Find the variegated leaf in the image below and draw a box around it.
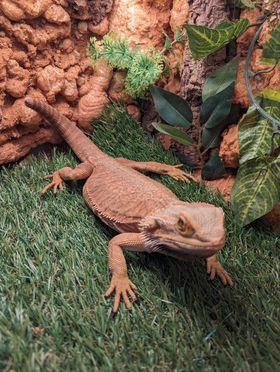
[271,154,280,179]
[234,0,257,8]
[185,19,249,60]
[238,99,280,165]
[232,159,280,225]
[261,89,280,102]
[262,25,280,63]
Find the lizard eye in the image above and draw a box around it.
[177,217,185,231]
[177,216,195,236]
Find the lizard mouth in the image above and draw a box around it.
[157,244,223,260]
[140,230,225,258]
[164,234,224,249]
[163,242,223,257]
[155,234,225,258]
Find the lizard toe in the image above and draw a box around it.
[106,275,137,313]
[208,262,233,286]
[41,172,64,196]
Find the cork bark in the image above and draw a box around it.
[181,0,230,122]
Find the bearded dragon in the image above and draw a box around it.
[25,98,233,313]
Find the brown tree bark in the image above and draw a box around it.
[181,0,230,122]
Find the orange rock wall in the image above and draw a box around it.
[233,8,280,108]
[0,0,181,165]
[0,0,114,164]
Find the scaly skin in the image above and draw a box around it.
[25,98,233,313]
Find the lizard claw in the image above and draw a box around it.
[206,256,233,286]
[104,275,137,313]
[41,172,64,196]
[167,165,197,183]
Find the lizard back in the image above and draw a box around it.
[83,157,178,233]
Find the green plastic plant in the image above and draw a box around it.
[150,55,240,180]
[184,19,250,60]
[233,0,259,9]
[232,92,280,225]
[154,15,280,226]
[89,34,165,97]
[262,24,280,65]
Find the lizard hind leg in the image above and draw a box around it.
[116,158,197,183]
[41,162,93,196]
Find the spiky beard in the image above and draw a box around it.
[139,230,162,253]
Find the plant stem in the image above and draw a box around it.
[251,60,279,78]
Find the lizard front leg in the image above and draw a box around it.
[116,158,197,183]
[41,162,93,195]
[104,233,148,313]
[206,255,233,286]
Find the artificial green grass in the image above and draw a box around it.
[0,105,279,371]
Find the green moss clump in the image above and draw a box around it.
[89,34,165,97]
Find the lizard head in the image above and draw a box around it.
[140,202,226,259]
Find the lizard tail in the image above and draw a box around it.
[25,98,103,161]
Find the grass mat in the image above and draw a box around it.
[0,105,279,371]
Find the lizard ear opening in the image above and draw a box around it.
[141,217,160,232]
[177,215,195,237]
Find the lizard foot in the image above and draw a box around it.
[41,172,64,196]
[167,164,197,183]
[104,275,137,313]
[206,256,233,286]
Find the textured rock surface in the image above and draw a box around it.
[195,170,236,202]
[219,125,239,168]
[68,0,113,24]
[76,59,113,130]
[0,0,113,164]
[164,0,189,95]
[0,0,178,164]
[233,7,280,108]
[109,0,172,49]
[263,203,280,233]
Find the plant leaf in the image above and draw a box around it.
[238,98,280,165]
[184,19,249,60]
[271,154,280,179]
[231,159,280,225]
[200,82,234,123]
[201,121,229,150]
[152,122,194,145]
[216,21,236,30]
[262,25,280,63]
[241,0,256,7]
[201,101,240,150]
[204,100,232,129]
[202,55,240,101]
[233,0,256,8]
[201,150,225,180]
[164,35,172,51]
[226,103,242,125]
[234,95,280,225]
[150,86,193,127]
[261,89,280,103]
